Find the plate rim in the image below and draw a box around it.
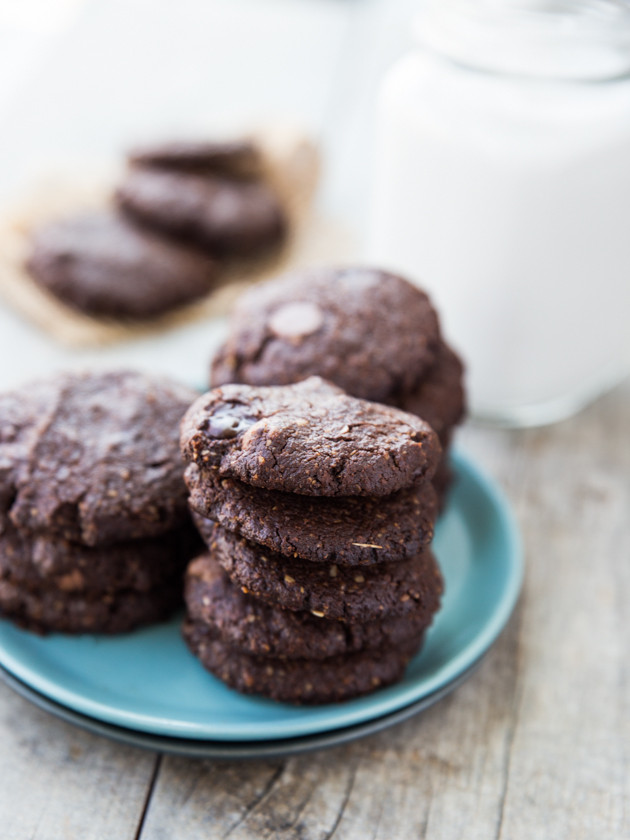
[0,449,523,741]
[0,657,484,759]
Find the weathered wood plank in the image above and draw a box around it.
[0,680,158,840]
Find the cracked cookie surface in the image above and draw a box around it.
[1,371,197,545]
[181,377,440,497]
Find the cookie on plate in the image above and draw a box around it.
[185,553,439,660]
[183,617,425,704]
[0,370,199,634]
[180,377,440,497]
[186,466,437,566]
[193,519,442,622]
[209,266,466,505]
[211,266,441,402]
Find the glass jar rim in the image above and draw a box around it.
[413,0,630,81]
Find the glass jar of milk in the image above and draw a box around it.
[370,0,630,426]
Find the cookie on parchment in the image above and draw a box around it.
[25,210,218,319]
[116,168,286,258]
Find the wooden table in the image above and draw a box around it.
[2,379,628,839]
[1,2,628,837]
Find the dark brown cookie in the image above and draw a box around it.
[396,342,466,445]
[25,210,218,319]
[194,520,443,623]
[186,465,437,566]
[0,381,60,516]
[181,378,440,497]
[210,267,441,402]
[116,169,285,257]
[0,522,199,594]
[128,139,261,177]
[185,553,437,660]
[3,371,197,546]
[0,573,181,634]
[183,618,424,704]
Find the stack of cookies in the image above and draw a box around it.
[25,138,287,321]
[180,377,444,704]
[0,371,200,633]
[211,266,465,505]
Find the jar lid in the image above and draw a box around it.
[414,0,630,81]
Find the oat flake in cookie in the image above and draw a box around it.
[193,519,442,622]
[186,467,437,566]
[180,377,440,497]
[25,210,218,319]
[3,371,197,545]
[211,266,441,401]
[185,553,439,661]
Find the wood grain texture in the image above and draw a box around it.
[0,679,158,840]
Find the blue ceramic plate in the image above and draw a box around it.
[0,451,522,742]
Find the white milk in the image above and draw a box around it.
[370,0,630,425]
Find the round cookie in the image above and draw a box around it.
[181,377,440,497]
[116,169,286,257]
[194,519,443,622]
[0,573,181,634]
[25,210,218,319]
[0,381,60,516]
[185,553,437,660]
[183,618,424,704]
[210,267,441,402]
[396,341,466,445]
[0,522,199,594]
[186,465,437,566]
[3,371,197,546]
[128,139,261,177]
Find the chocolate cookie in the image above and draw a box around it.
[128,139,261,177]
[0,522,198,594]
[194,520,443,622]
[25,210,218,319]
[3,371,197,546]
[186,465,437,566]
[0,573,181,634]
[183,618,424,704]
[210,267,441,402]
[181,378,440,497]
[116,169,285,257]
[396,342,466,444]
[185,553,437,660]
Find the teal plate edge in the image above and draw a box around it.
[0,659,483,760]
[0,450,523,742]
